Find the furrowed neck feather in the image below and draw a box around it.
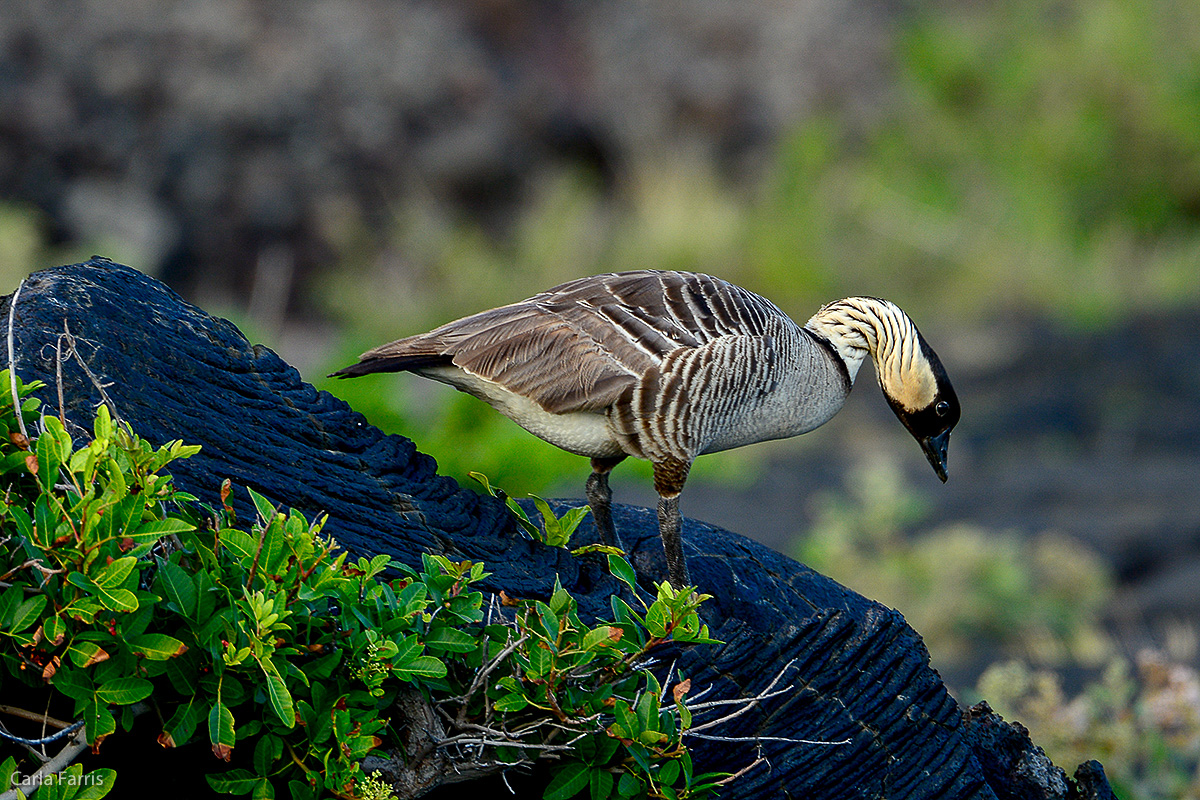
[804,297,936,412]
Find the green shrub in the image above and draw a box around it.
[0,371,729,799]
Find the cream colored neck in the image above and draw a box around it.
[804,297,935,412]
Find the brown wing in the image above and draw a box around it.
[331,271,786,415]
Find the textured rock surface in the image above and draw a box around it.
[3,259,1113,799]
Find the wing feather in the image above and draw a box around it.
[332,271,788,415]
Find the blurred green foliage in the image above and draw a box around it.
[795,459,1114,672]
[0,202,48,294]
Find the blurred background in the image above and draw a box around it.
[2,1,1199,794]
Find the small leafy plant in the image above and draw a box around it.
[469,471,592,549]
[0,370,732,799]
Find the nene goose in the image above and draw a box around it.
[332,271,960,589]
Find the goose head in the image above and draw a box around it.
[807,297,960,481]
[878,334,960,482]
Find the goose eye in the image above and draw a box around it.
[935,401,950,417]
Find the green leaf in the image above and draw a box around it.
[251,777,274,800]
[252,735,283,777]
[68,571,138,612]
[607,555,639,595]
[127,518,195,543]
[286,780,318,800]
[205,769,260,794]
[644,602,670,638]
[527,645,552,680]
[94,556,137,589]
[95,585,139,613]
[84,699,116,745]
[95,677,154,705]
[246,487,277,522]
[0,450,32,476]
[557,505,592,541]
[93,404,115,440]
[423,626,477,653]
[209,701,236,756]
[220,529,258,560]
[536,601,560,640]
[389,632,422,664]
[493,693,529,713]
[161,699,203,748]
[75,768,117,799]
[52,668,94,701]
[7,594,47,633]
[590,768,614,800]
[260,521,286,575]
[0,587,20,626]
[35,417,70,493]
[582,626,615,652]
[127,633,188,660]
[156,559,197,618]
[259,657,295,728]
[393,655,447,681]
[66,640,110,669]
[616,772,642,798]
[659,759,680,788]
[544,763,590,800]
[533,496,566,546]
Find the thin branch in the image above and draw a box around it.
[675,684,793,715]
[6,279,27,440]
[453,633,529,726]
[685,732,851,746]
[714,755,768,786]
[55,328,65,423]
[435,736,573,753]
[52,321,123,424]
[0,706,75,731]
[0,719,84,747]
[684,658,799,735]
[0,726,88,800]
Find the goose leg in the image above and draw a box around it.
[586,455,626,548]
[653,458,693,589]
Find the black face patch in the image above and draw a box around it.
[901,340,958,430]
[896,389,960,441]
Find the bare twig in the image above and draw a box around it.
[435,736,573,754]
[452,633,529,727]
[714,754,769,786]
[675,684,793,715]
[0,726,88,800]
[6,279,28,440]
[0,719,84,748]
[46,321,123,425]
[686,732,852,746]
[684,658,799,735]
